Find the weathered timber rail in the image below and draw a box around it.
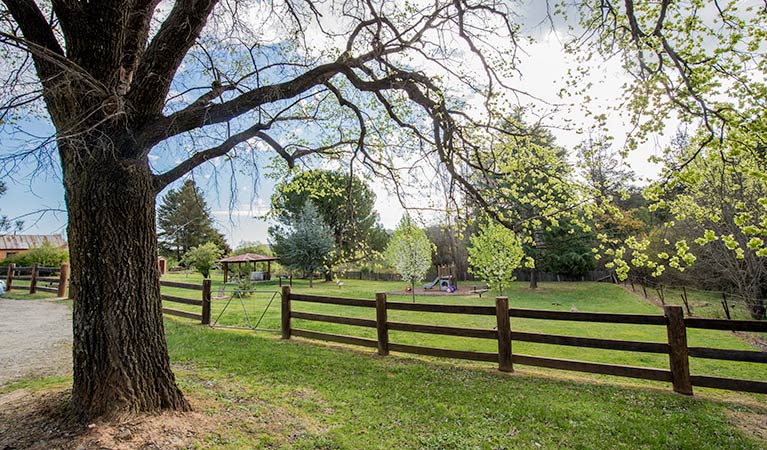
[280,286,767,396]
[3,263,70,297]
[160,279,211,325]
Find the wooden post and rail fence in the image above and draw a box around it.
[160,279,212,325]
[279,286,767,396]
[2,263,70,297]
[1,268,213,325]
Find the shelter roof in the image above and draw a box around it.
[0,234,67,250]
[219,253,279,263]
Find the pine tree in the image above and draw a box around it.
[157,180,230,262]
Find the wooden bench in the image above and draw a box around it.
[469,286,490,297]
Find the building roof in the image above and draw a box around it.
[219,253,279,263]
[0,234,68,250]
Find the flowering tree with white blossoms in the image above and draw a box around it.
[468,221,525,296]
[385,216,433,303]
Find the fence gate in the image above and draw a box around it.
[211,289,281,331]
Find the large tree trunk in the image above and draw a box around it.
[64,145,189,420]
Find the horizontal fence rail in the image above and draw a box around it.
[281,286,767,396]
[3,263,69,297]
[160,279,211,325]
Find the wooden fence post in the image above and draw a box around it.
[201,279,212,325]
[57,263,69,297]
[495,296,513,372]
[5,263,14,292]
[664,305,693,395]
[375,292,389,356]
[281,285,291,339]
[29,263,39,294]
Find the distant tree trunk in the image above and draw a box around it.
[64,142,189,420]
[748,287,766,319]
[748,301,766,320]
[309,274,314,288]
[529,269,538,289]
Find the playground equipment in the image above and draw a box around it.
[423,264,456,291]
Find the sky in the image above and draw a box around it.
[0,2,668,248]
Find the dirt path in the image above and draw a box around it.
[0,299,72,386]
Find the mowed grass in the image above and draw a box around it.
[1,278,59,300]
[160,274,767,394]
[3,273,763,448]
[165,319,767,449]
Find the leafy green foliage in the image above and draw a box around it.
[157,179,230,261]
[233,241,273,257]
[467,221,524,295]
[271,169,388,271]
[181,242,223,279]
[384,215,432,300]
[0,240,69,267]
[465,114,586,284]
[633,130,767,318]
[269,202,334,287]
[536,220,596,276]
[573,2,766,154]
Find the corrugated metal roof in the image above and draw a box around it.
[219,253,279,263]
[0,234,67,250]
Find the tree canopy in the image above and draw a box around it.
[1,0,765,421]
[181,242,223,279]
[270,169,387,271]
[269,202,334,288]
[467,220,524,296]
[385,215,432,302]
[157,179,230,262]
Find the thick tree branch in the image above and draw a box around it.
[3,0,65,81]
[119,0,163,94]
[127,0,218,122]
[136,61,348,148]
[153,122,268,192]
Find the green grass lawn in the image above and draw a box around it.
[160,274,766,395]
[164,319,767,449]
[4,273,765,448]
[651,285,759,321]
[1,279,59,300]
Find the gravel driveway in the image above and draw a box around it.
[0,299,72,386]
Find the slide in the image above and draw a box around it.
[422,277,440,289]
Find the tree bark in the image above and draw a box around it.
[63,142,189,420]
[749,287,766,320]
[529,269,538,289]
